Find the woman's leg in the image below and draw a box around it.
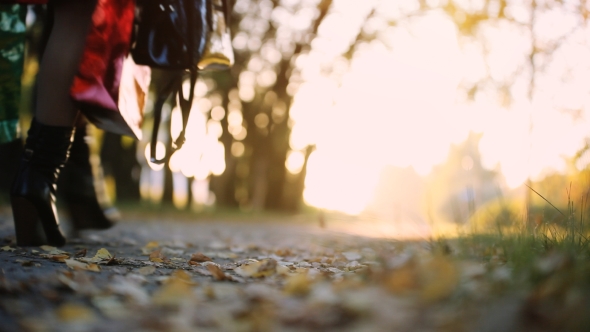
[11,0,97,246]
[35,0,96,126]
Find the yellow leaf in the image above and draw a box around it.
[149,249,165,263]
[144,241,159,249]
[169,270,195,284]
[56,303,96,322]
[384,265,418,294]
[420,256,458,303]
[235,259,277,278]
[138,266,157,275]
[86,264,101,272]
[95,248,113,260]
[142,241,160,255]
[40,245,56,252]
[1,246,15,252]
[207,264,231,281]
[40,246,67,255]
[65,259,89,270]
[49,254,70,263]
[284,273,312,296]
[64,259,101,272]
[152,276,194,306]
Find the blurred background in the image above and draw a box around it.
[4,0,590,238]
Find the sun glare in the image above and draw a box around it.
[292,2,590,216]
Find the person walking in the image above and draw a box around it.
[6,0,133,246]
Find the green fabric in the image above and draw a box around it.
[0,5,26,144]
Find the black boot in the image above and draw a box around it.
[58,124,118,231]
[10,118,74,247]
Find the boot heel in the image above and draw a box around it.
[11,197,47,246]
[10,118,74,247]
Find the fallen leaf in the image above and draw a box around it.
[87,264,101,272]
[207,264,232,281]
[284,273,312,296]
[79,248,114,264]
[142,241,160,255]
[161,247,184,257]
[420,256,459,303]
[95,248,113,260]
[138,266,157,276]
[152,272,195,306]
[168,270,197,285]
[17,260,38,267]
[149,249,165,263]
[235,259,277,278]
[74,248,87,258]
[49,254,70,263]
[384,264,419,294]
[91,296,128,319]
[109,276,150,305]
[57,272,101,295]
[40,246,67,255]
[65,259,89,270]
[1,246,15,252]
[189,252,212,264]
[56,303,96,322]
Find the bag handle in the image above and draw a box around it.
[150,69,198,164]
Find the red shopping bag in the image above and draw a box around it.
[71,0,145,139]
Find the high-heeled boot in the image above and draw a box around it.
[58,124,118,231]
[10,118,74,247]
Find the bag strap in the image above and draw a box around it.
[221,0,230,26]
[150,0,200,165]
[150,69,198,164]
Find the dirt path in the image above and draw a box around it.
[0,211,575,332]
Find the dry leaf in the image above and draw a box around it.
[207,264,231,281]
[138,266,157,276]
[15,260,36,267]
[160,247,184,257]
[40,246,67,255]
[189,252,212,264]
[86,264,101,272]
[149,249,165,263]
[1,246,15,252]
[79,248,114,264]
[168,270,197,285]
[284,273,312,296]
[420,256,458,302]
[95,248,113,260]
[142,241,160,255]
[384,264,419,294]
[56,303,96,322]
[91,296,128,319]
[152,273,195,306]
[235,259,277,278]
[65,259,89,270]
[74,248,87,258]
[49,254,70,263]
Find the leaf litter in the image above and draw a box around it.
[1,221,590,331]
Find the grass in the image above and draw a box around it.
[428,185,590,297]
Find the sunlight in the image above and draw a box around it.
[303,152,381,215]
[293,2,590,216]
[298,10,464,213]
